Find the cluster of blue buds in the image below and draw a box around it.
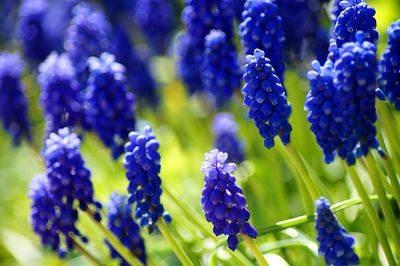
[134,0,175,54]
[201,149,257,251]
[44,127,101,219]
[113,26,158,106]
[178,0,235,94]
[64,3,112,81]
[379,20,400,109]
[239,0,285,81]
[0,52,31,145]
[315,197,360,266]
[106,192,147,265]
[333,0,378,47]
[124,126,171,233]
[86,53,136,159]
[18,0,52,66]
[242,49,292,149]
[38,53,87,134]
[212,113,245,164]
[202,30,241,108]
[29,174,85,258]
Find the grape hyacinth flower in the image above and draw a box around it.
[0,0,19,45]
[29,174,86,258]
[202,30,242,108]
[134,0,175,54]
[86,53,136,159]
[113,26,158,106]
[333,0,378,48]
[201,149,257,251]
[38,53,87,134]
[106,192,146,265]
[0,53,31,145]
[333,32,381,163]
[242,49,292,149]
[379,20,400,109]
[44,128,101,219]
[124,126,171,233]
[212,113,245,164]
[315,197,360,266]
[239,0,285,81]
[18,0,52,66]
[65,3,112,81]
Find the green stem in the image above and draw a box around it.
[363,155,400,255]
[86,211,143,266]
[157,219,194,266]
[345,164,397,266]
[70,236,103,266]
[241,234,269,266]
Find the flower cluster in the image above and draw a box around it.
[64,3,112,81]
[38,52,87,134]
[201,30,241,108]
[134,0,175,54]
[18,0,52,65]
[113,26,158,106]
[44,127,101,219]
[0,53,31,145]
[239,0,285,81]
[379,20,400,109]
[105,192,147,265]
[242,49,292,149]
[29,174,85,258]
[333,0,378,47]
[315,197,360,266]
[86,53,136,159]
[212,113,245,164]
[178,0,235,94]
[124,126,170,233]
[201,149,257,251]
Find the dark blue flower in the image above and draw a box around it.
[201,149,257,251]
[242,49,292,149]
[29,174,86,258]
[44,127,101,219]
[333,0,378,48]
[134,0,175,54]
[124,126,170,233]
[239,0,285,81]
[113,26,158,106]
[379,20,400,109]
[201,30,242,108]
[315,197,360,266]
[86,53,136,159]
[18,0,52,66]
[101,0,136,22]
[333,32,381,162]
[0,0,19,45]
[38,53,88,134]
[212,113,245,164]
[105,192,146,265]
[0,52,31,145]
[64,3,112,83]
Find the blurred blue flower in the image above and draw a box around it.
[201,149,256,251]
[379,20,400,109]
[38,52,88,134]
[124,126,171,233]
[239,0,285,81]
[242,49,292,149]
[0,52,31,145]
[106,192,146,265]
[315,197,360,266]
[212,113,245,164]
[0,0,19,45]
[86,53,136,159]
[202,30,241,108]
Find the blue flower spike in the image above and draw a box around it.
[201,149,257,251]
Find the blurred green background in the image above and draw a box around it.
[0,1,399,265]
